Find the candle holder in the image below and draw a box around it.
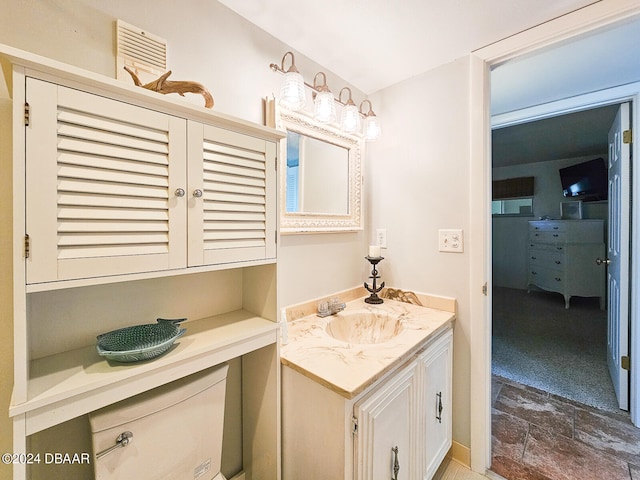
[364,256,385,304]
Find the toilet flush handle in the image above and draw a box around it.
[96,431,134,460]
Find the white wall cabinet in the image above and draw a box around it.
[282,328,453,480]
[3,45,283,480]
[527,220,605,308]
[25,78,276,286]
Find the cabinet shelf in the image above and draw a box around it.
[10,310,278,436]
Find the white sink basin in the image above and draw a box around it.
[325,311,404,344]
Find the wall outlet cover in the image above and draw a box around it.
[439,229,464,253]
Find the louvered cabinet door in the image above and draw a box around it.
[25,78,188,284]
[187,122,276,266]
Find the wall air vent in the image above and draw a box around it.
[116,19,167,84]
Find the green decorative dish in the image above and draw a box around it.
[96,318,187,363]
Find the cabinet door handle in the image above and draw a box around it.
[391,446,400,480]
[436,391,443,423]
[193,189,203,198]
[175,188,186,197]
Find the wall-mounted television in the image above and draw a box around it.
[559,157,608,202]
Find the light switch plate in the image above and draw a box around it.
[439,229,464,253]
[376,228,387,248]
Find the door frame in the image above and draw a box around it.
[469,1,640,473]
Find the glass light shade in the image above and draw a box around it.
[363,115,381,141]
[313,90,336,123]
[340,103,361,133]
[279,71,306,110]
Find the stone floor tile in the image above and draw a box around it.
[490,455,553,480]
[492,377,503,406]
[491,408,528,461]
[494,383,574,438]
[523,424,631,480]
[574,406,640,465]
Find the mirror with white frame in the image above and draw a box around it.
[266,97,364,233]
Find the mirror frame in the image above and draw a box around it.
[266,97,364,234]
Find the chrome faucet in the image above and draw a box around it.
[317,297,346,317]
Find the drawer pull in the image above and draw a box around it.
[553,234,559,237]
[555,277,561,282]
[555,260,561,265]
[436,391,443,423]
[392,446,400,480]
[531,256,537,260]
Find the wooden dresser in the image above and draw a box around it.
[527,220,605,309]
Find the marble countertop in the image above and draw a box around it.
[280,296,455,399]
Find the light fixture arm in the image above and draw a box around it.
[359,99,375,117]
[313,72,330,92]
[339,87,356,106]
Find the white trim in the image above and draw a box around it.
[469,0,640,473]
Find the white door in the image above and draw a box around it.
[606,102,630,411]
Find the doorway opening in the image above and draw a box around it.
[488,86,638,480]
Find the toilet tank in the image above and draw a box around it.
[89,364,229,480]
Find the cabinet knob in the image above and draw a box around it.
[193,189,203,198]
[596,257,611,266]
[175,188,186,198]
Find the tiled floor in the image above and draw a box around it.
[491,376,640,480]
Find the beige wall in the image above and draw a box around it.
[366,57,473,445]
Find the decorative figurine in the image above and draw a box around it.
[364,255,385,304]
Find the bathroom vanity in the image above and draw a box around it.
[281,290,455,480]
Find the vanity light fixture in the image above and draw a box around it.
[274,51,306,111]
[360,99,382,141]
[312,72,336,123]
[338,87,361,134]
[270,51,381,139]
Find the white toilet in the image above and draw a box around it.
[89,364,229,480]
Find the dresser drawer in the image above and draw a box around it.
[529,230,566,243]
[529,222,565,233]
[529,267,565,290]
[528,249,565,269]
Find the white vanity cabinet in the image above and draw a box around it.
[527,220,605,308]
[282,328,453,480]
[25,78,276,285]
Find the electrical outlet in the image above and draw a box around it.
[376,228,387,248]
[439,229,464,253]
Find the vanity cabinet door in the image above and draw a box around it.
[353,362,417,480]
[417,330,453,480]
[186,122,276,266]
[25,78,188,284]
